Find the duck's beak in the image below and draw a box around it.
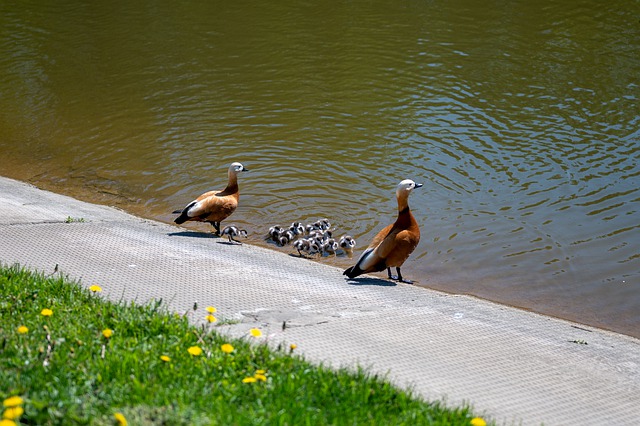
[242,167,250,172]
[415,183,424,188]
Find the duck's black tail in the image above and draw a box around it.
[173,201,197,224]
[343,265,364,279]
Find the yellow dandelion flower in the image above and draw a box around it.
[242,377,257,383]
[102,329,114,339]
[187,346,203,356]
[256,369,266,375]
[2,406,23,420]
[221,343,234,354]
[205,306,216,313]
[160,355,171,362]
[254,373,267,382]
[17,326,28,334]
[205,315,217,323]
[89,285,102,292]
[2,396,23,408]
[249,328,262,338]
[114,412,127,425]
[0,419,17,426]
[289,343,297,351]
[470,417,487,426]
[40,308,53,317]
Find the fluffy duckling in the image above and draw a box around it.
[289,222,305,235]
[293,238,311,257]
[343,179,422,284]
[339,235,357,253]
[268,225,284,240]
[319,218,331,231]
[221,225,248,244]
[277,230,295,246]
[174,162,249,235]
[307,238,322,255]
[322,238,339,256]
[308,229,332,241]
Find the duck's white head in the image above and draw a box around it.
[229,162,249,174]
[396,179,423,197]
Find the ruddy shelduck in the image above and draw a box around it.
[174,162,249,235]
[343,179,422,283]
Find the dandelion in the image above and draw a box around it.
[289,343,297,351]
[187,346,203,356]
[256,369,266,374]
[0,420,17,426]
[205,306,216,313]
[249,328,262,338]
[40,308,53,317]
[221,343,234,354]
[2,406,23,420]
[114,412,127,426]
[470,417,487,426]
[242,377,257,383]
[160,355,171,362]
[102,329,114,339]
[2,396,23,408]
[205,315,217,323]
[17,326,28,334]
[89,284,102,292]
[254,373,267,382]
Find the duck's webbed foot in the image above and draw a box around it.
[388,267,413,284]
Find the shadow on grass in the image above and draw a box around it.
[345,277,397,287]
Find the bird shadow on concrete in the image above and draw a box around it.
[166,231,219,239]
[216,240,243,246]
[345,277,397,287]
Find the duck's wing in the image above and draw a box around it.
[192,192,238,222]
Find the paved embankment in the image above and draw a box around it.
[1,176,639,425]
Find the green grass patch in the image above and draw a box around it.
[0,264,489,425]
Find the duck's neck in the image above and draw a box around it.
[396,193,410,213]
[220,172,239,195]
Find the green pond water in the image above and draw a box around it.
[1,0,638,337]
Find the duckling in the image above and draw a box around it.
[293,238,311,257]
[305,223,319,234]
[322,238,339,256]
[221,225,248,244]
[268,225,284,240]
[174,162,249,235]
[289,222,305,236]
[308,229,332,241]
[319,218,331,231]
[277,230,295,246]
[343,179,422,284]
[339,235,357,253]
[308,238,322,255]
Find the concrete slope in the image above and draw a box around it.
[1,176,638,425]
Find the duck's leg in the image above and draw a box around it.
[208,221,221,235]
[387,267,398,280]
[396,267,413,284]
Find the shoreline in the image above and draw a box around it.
[0,166,636,340]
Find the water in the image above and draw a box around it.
[1,0,638,337]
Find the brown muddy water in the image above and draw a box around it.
[1,0,638,337]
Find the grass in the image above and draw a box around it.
[0,264,489,426]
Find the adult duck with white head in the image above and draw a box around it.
[343,179,422,283]
[173,162,249,235]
